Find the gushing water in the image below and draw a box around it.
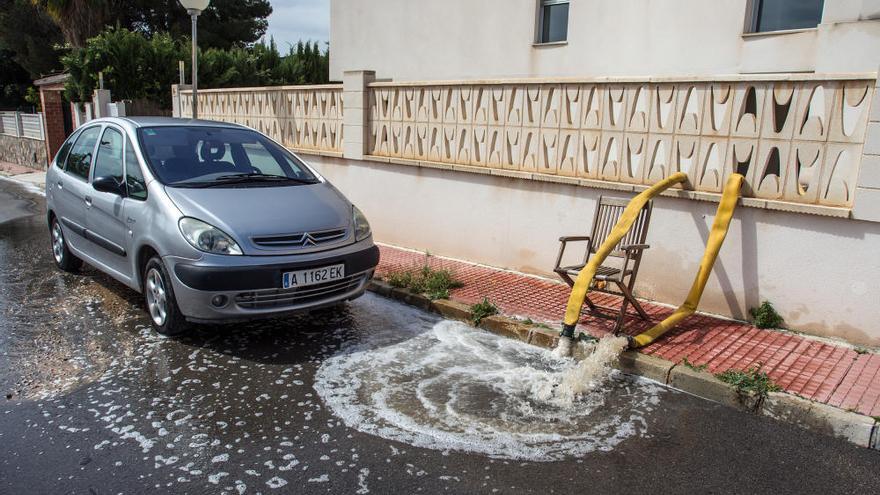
[536,335,630,407]
[315,319,663,461]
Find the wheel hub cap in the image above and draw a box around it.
[145,268,168,326]
[51,222,64,264]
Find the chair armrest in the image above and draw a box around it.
[621,243,650,251]
[556,236,592,270]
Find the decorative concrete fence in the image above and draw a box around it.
[0,111,48,169]
[367,75,876,213]
[177,85,344,155]
[173,72,880,219]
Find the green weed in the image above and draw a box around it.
[384,265,462,300]
[749,301,783,329]
[716,364,781,400]
[470,297,498,325]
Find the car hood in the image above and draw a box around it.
[164,182,353,255]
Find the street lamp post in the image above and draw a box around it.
[178,0,211,119]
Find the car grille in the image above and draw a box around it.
[234,274,365,309]
[251,228,348,249]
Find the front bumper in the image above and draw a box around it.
[165,242,380,322]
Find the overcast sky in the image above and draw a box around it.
[264,0,330,51]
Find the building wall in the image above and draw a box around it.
[306,154,880,347]
[330,0,880,82]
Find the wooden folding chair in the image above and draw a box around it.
[553,196,653,333]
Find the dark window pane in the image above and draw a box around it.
[54,131,78,170]
[541,3,569,43]
[66,126,100,180]
[137,126,317,186]
[93,128,124,184]
[125,139,147,201]
[755,0,824,32]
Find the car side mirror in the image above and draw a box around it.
[93,176,125,196]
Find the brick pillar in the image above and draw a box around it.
[39,88,66,168]
[342,70,375,160]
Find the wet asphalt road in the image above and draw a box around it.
[1,178,879,494]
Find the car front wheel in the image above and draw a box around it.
[143,256,189,336]
[50,217,83,272]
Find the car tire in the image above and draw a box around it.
[143,256,189,336]
[50,217,83,272]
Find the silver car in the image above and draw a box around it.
[46,117,379,335]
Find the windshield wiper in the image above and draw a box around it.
[196,173,318,187]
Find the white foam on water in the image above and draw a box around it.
[315,320,664,462]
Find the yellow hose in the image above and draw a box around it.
[561,172,689,332]
[630,173,744,347]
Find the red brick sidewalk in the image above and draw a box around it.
[375,244,880,417]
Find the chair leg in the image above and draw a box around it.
[618,282,649,320]
[612,291,630,334]
[583,294,598,312]
[555,271,575,287]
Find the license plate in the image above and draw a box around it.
[282,264,345,289]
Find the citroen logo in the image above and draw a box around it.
[301,233,317,246]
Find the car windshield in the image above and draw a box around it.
[137,126,319,187]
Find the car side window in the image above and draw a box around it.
[125,138,147,201]
[54,130,79,170]
[93,127,124,184]
[65,126,101,181]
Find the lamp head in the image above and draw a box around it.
[178,0,210,14]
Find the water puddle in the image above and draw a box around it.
[315,319,666,461]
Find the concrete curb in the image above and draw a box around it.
[367,279,880,451]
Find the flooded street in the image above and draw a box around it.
[1,178,879,494]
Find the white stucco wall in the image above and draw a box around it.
[322,0,880,345]
[330,0,880,81]
[307,155,880,347]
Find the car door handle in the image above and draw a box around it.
[57,181,63,189]
[84,196,92,207]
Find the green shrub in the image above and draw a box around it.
[386,270,414,289]
[470,297,498,325]
[750,301,783,329]
[384,266,462,300]
[61,27,329,109]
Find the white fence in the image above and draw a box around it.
[0,111,45,140]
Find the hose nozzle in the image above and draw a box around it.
[555,323,578,357]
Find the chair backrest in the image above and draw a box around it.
[589,196,653,258]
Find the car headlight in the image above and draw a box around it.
[178,217,242,255]
[353,206,371,241]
